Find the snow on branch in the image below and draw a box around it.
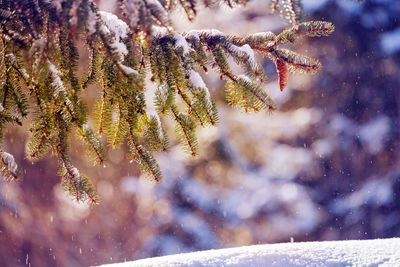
[146,109,166,143]
[227,44,258,71]
[47,61,76,120]
[189,70,206,89]
[98,11,138,76]
[99,11,129,58]
[0,151,20,180]
[174,33,193,55]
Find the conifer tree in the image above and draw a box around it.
[0,0,334,204]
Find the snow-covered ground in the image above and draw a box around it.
[99,238,400,267]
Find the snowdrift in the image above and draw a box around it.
[99,238,400,266]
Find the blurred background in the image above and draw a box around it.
[1,0,400,266]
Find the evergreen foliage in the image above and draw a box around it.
[0,0,334,204]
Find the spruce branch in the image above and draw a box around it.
[171,105,199,156]
[93,88,111,136]
[55,113,98,204]
[272,48,321,74]
[107,103,129,148]
[178,0,197,21]
[82,39,103,89]
[26,127,52,161]
[59,157,99,205]
[298,21,335,37]
[226,75,276,112]
[127,126,163,183]
[0,0,335,203]
[187,70,218,126]
[76,124,106,166]
[144,110,169,152]
[275,21,334,46]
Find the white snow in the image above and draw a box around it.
[47,61,75,115]
[184,30,200,40]
[198,29,224,37]
[237,74,251,83]
[99,238,400,267]
[152,25,169,37]
[173,33,193,55]
[6,54,30,81]
[82,124,90,132]
[248,32,275,39]
[99,11,129,58]
[157,83,170,104]
[71,167,80,179]
[48,61,72,107]
[99,11,129,39]
[118,63,139,76]
[96,11,139,76]
[189,70,212,109]
[48,61,64,96]
[189,70,207,89]
[86,7,98,35]
[0,152,18,174]
[228,44,258,71]
[239,44,258,71]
